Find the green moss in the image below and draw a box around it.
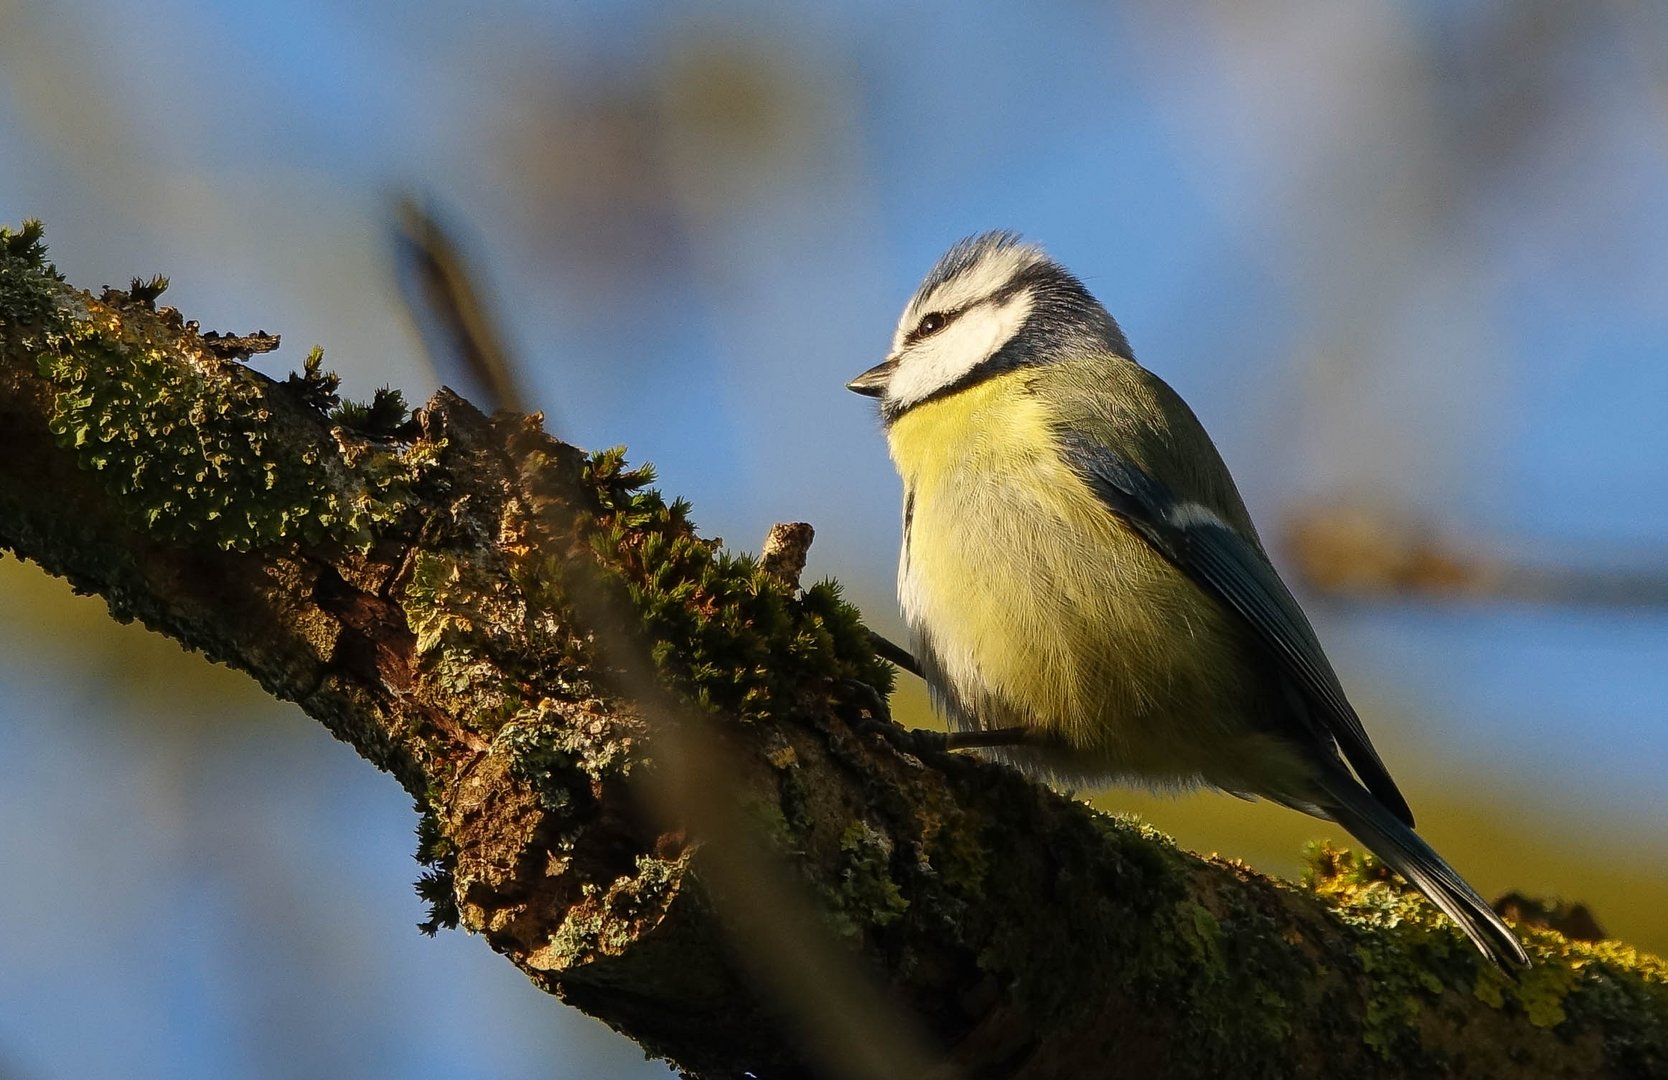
[18,272,432,552]
[1306,845,1477,967]
[1179,900,1226,972]
[0,220,66,330]
[1,219,52,268]
[1305,844,1484,1062]
[922,801,990,900]
[1304,843,1668,1068]
[576,446,894,726]
[414,799,460,935]
[1517,959,1578,1028]
[742,795,799,856]
[126,274,170,308]
[1562,939,1668,1074]
[280,347,341,413]
[1,228,437,553]
[332,386,410,436]
[495,436,900,750]
[1107,810,1180,850]
[822,820,909,941]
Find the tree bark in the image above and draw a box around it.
[2,223,1665,1079]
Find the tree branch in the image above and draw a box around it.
[2,223,1664,1079]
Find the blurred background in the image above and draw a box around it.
[4,1,1668,1076]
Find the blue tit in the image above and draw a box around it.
[847,232,1528,970]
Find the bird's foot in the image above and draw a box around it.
[839,679,1032,758]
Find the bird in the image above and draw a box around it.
[846,231,1529,970]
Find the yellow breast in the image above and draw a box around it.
[885,370,1251,780]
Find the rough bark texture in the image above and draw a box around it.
[2,223,1666,1079]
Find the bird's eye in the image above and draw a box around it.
[910,311,949,341]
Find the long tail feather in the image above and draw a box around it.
[1318,776,1530,971]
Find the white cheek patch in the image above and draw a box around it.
[886,290,1035,409]
[899,246,1046,338]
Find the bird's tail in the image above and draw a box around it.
[1317,776,1530,971]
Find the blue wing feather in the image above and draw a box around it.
[1057,431,1415,827]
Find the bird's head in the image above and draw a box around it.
[848,231,1128,420]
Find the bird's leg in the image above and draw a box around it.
[943,727,1031,750]
[894,725,1033,756]
[865,630,922,678]
[839,678,1032,757]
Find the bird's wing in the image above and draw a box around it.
[1057,431,1414,826]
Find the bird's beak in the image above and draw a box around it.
[846,357,896,397]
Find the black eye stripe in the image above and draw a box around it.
[904,279,1040,347]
